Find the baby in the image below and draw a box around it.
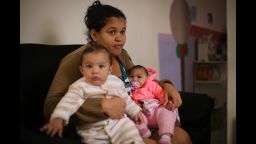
[128,65,180,144]
[40,44,144,144]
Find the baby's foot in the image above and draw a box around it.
[139,127,151,138]
[159,134,171,144]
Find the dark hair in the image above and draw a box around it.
[80,44,112,66]
[84,0,126,41]
[128,65,149,76]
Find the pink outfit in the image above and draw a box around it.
[130,67,180,136]
[131,67,164,104]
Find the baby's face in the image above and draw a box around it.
[80,51,112,86]
[128,68,148,87]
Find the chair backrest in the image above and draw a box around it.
[20,44,82,132]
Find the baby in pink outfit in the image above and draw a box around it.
[128,65,180,144]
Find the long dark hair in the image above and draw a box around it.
[84,0,126,41]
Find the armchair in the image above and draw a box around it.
[20,44,214,144]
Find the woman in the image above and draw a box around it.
[43,1,191,144]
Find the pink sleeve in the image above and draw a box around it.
[131,91,144,103]
[147,81,165,104]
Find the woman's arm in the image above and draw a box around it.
[44,46,83,120]
[155,79,182,110]
[162,82,182,110]
[101,97,126,119]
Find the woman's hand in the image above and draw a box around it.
[101,97,126,119]
[163,83,182,110]
[134,111,144,124]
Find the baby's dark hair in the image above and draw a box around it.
[84,0,126,41]
[80,44,112,66]
[128,65,149,76]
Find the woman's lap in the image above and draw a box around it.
[144,127,192,144]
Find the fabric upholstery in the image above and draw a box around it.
[20,44,214,144]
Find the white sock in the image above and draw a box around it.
[159,134,171,144]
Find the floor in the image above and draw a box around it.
[210,103,227,144]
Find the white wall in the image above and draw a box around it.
[187,0,227,32]
[20,0,87,44]
[227,0,236,143]
[20,0,228,76]
[20,0,173,73]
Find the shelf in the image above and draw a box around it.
[194,80,222,84]
[194,61,226,64]
[194,61,226,82]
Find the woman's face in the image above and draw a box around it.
[91,17,126,57]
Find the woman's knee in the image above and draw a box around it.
[143,138,157,144]
[172,127,192,144]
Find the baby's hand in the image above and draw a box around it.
[134,111,144,124]
[40,118,64,138]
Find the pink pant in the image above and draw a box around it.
[137,106,180,136]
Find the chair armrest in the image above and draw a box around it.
[179,91,214,144]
